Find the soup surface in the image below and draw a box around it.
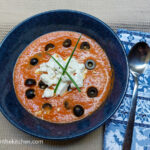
[13,31,113,123]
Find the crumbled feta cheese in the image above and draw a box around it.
[40,74,58,86]
[42,88,54,98]
[54,59,65,73]
[46,58,56,69]
[78,64,85,72]
[36,53,87,98]
[47,69,55,78]
[61,74,70,82]
[55,73,61,79]
[71,73,84,88]
[68,57,80,70]
[51,78,58,85]
[35,63,48,73]
[55,65,63,73]
[56,81,69,96]
[66,67,75,74]
[40,74,52,86]
[47,54,65,70]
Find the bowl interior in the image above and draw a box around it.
[0,10,128,140]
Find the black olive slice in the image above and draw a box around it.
[63,39,72,47]
[26,89,35,99]
[38,81,48,89]
[73,105,84,117]
[64,101,70,109]
[30,58,38,65]
[45,43,55,51]
[25,79,36,86]
[87,87,98,98]
[85,59,96,70]
[80,42,90,50]
[42,103,52,110]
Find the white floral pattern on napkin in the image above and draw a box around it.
[103,29,150,150]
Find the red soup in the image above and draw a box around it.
[13,31,113,123]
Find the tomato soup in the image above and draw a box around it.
[13,31,113,123]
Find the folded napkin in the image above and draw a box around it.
[103,29,150,150]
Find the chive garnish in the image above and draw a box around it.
[46,53,81,92]
[54,34,82,94]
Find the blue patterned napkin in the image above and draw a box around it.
[103,29,150,150]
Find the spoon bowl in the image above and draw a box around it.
[128,42,150,76]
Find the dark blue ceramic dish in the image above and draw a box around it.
[0,10,129,140]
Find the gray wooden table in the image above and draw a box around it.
[0,0,150,150]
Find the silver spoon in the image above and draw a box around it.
[122,42,150,150]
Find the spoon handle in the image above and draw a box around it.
[122,76,138,150]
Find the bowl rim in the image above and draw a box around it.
[0,9,129,140]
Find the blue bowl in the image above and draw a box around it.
[0,10,129,140]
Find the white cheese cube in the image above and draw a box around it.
[40,74,53,86]
[47,54,66,73]
[78,64,85,72]
[57,56,65,66]
[42,88,54,98]
[55,72,61,79]
[46,59,56,69]
[35,63,48,73]
[40,63,47,68]
[40,74,58,86]
[51,77,59,85]
[55,62,65,73]
[52,77,58,84]
[55,65,63,73]
[69,58,79,69]
[53,53,65,66]
[67,67,75,74]
[46,53,59,69]
[56,81,69,96]
[61,74,71,82]
[47,69,55,78]
[71,73,84,88]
